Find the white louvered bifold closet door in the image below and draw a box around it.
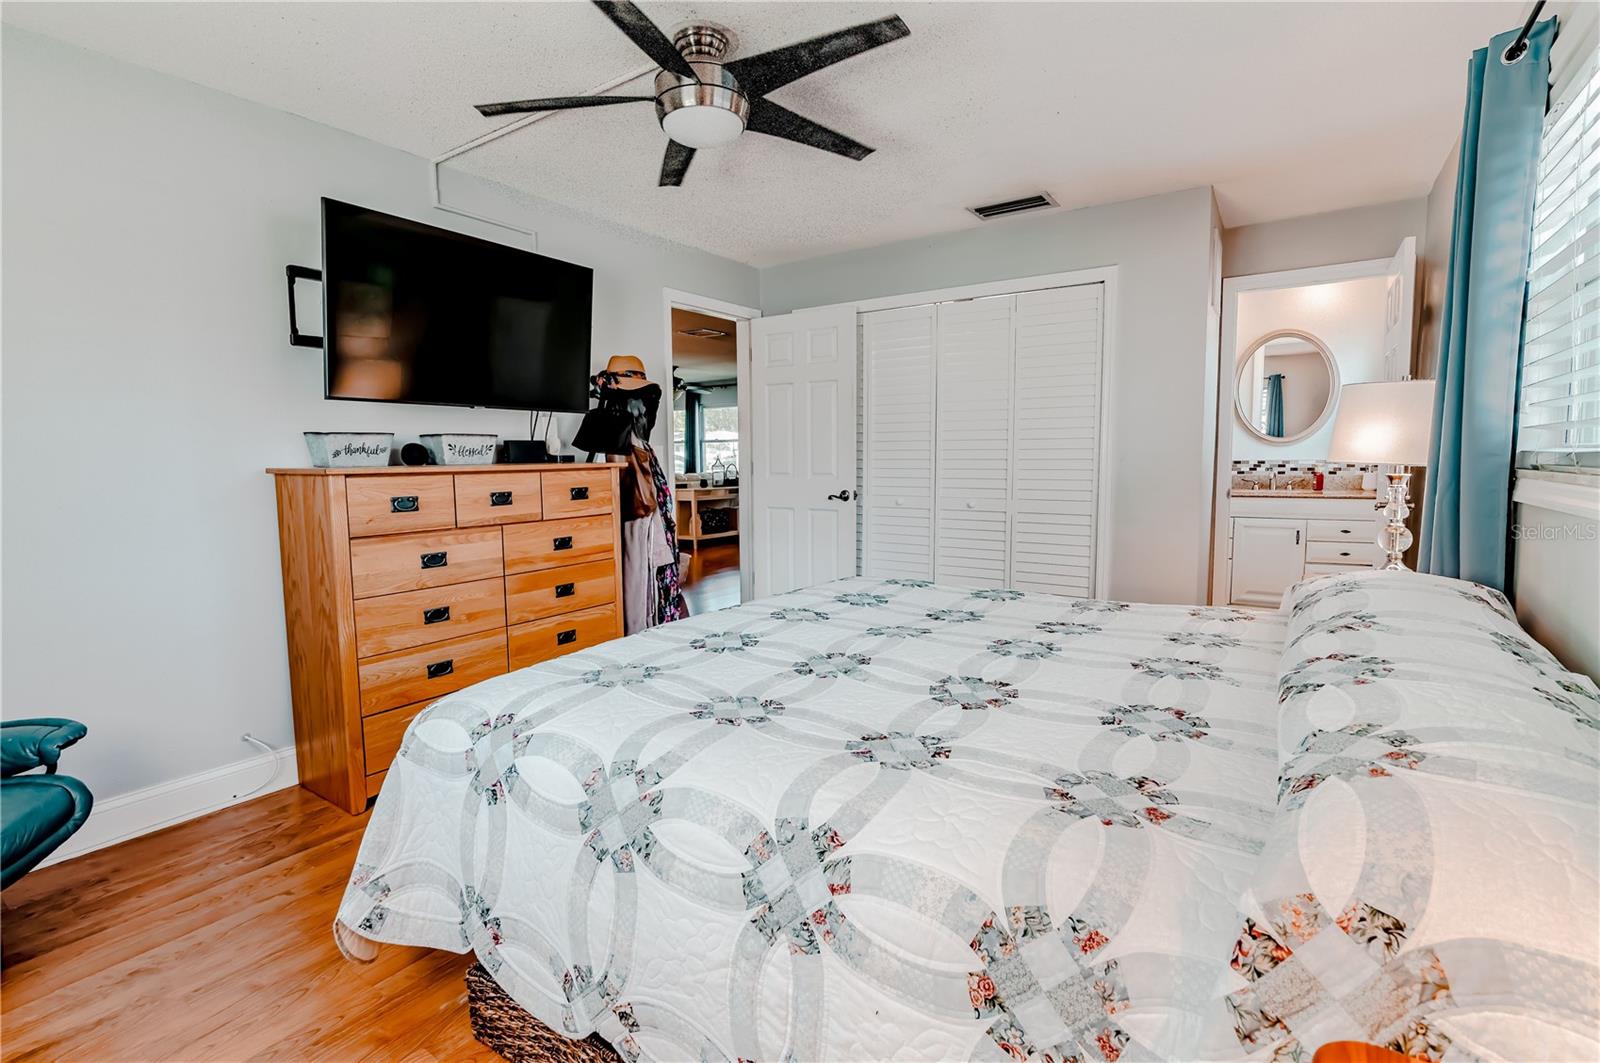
[934,296,1015,588]
[862,306,937,579]
[860,282,1104,595]
[1010,286,1103,596]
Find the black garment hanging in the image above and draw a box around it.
[572,374,663,456]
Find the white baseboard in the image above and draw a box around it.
[39,746,298,869]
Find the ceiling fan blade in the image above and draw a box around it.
[726,15,909,97]
[475,95,653,117]
[659,140,696,186]
[592,0,698,81]
[745,98,873,160]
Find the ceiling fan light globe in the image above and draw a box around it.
[660,105,745,149]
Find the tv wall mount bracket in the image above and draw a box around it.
[286,265,323,349]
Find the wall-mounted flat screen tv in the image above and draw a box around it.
[322,198,592,412]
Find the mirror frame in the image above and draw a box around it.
[1233,328,1341,445]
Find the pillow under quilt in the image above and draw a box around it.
[1216,570,1600,1061]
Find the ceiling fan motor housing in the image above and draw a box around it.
[654,24,749,147]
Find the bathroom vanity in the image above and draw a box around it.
[1220,489,1383,607]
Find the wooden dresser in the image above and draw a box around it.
[267,463,625,813]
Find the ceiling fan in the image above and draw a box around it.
[474,0,910,186]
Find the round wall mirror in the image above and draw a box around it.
[1234,329,1340,444]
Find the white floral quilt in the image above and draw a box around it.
[338,578,1288,1061]
[336,572,1600,1062]
[1220,570,1599,1061]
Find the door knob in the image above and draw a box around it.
[827,489,853,502]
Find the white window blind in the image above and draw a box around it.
[1518,50,1600,468]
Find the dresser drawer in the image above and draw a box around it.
[542,469,614,518]
[506,559,615,624]
[354,577,507,658]
[454,472,545,527]
[357,628,507,716]
[362,698,432,776]
[1305,561,1375,578]
[349,528,503,599]
[1305,540,1383,566]
[504,515,614,573]
[509,605,619,669]
[1306,518,1376,543]
[346,474,456,537]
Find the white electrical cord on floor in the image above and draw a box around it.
[231,733,282,801]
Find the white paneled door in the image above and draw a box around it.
[750,306,859,597]
[1383,236,1417,382]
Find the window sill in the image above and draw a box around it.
[1513,470,1600,520]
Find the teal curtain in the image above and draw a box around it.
[1418,18,1554,591]
[1265,374,1286,437]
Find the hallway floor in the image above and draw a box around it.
[682,540,740,615]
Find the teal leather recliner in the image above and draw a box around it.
[2,718,93,890]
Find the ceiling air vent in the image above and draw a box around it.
[967,193,1058,221]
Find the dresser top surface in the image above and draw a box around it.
[268,462,626,477]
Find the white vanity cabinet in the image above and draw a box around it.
[1218,494,1383,608]
[1229,518,1308,607]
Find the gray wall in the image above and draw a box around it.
[760,188,1218,605]
[1,29,759,801]
[1221,198,1428,278]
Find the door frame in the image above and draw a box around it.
[1209,256,1397,603]
[661,289,761,603]
[800,266,1119,597]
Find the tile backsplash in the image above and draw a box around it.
[1230,460,1378,493]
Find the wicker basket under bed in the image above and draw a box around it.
[466,963,621,1062]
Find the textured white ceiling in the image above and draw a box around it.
[3,1,1525,266]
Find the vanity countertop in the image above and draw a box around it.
[1229,488,1377,499]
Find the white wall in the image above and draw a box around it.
[760,188,1217,605]
[0,29,759,802]
[1513,499,1600,682]
[1230,275,1389,460]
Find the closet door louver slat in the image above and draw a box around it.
[935,297,1014,589]
[863,306,937,579]
[1011,286,1103,598]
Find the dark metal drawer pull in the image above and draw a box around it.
[555,582,576,598]
[1338,551,1352,558]
[420,551,448,569]
[1340,528,1352,534]
[557,629,577,646]
[426,659,454,679]
[569,486,590,501]
[391,495,420,513]
[490,491,513,507]
[423,606,450,625]
[553,536,573,551]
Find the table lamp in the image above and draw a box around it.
[1326,380,1437,570]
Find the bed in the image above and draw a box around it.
[336,572,1599,1062]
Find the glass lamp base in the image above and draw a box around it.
[1378,470,1413,570]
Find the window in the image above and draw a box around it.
[672,402,687,475]
[701,405,739,472]
[1517,50,1600,470]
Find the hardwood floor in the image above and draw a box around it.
[0,786,499,1063]
[682,540,741,615]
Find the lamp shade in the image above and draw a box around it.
[1327,380,1437,466]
